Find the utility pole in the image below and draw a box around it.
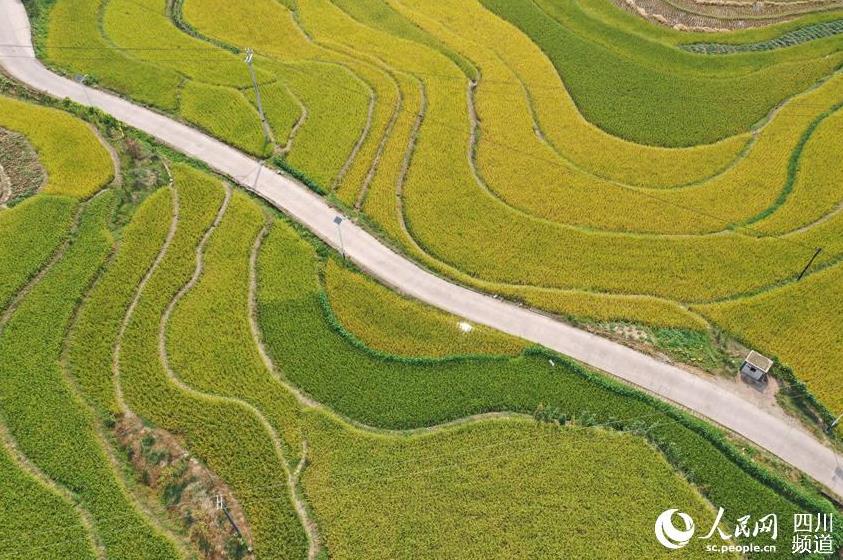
[216,495,253,553]
[74,74,94,108]
[244,48,272,147]
[334,216,345,259]
[251,161,263,192]
[797,248,822,281]
[829,412,843,432]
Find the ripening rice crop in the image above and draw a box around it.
[243,80,303,151]
[167,188,304,459]
[296,0,405,202]
[0,96,113,198]
[0,192,183,560]
[102,0,255,88]
[751,106,843,235]
[38,0,843,435]
[696,263,843,413]
[393,0,843,234]
[330,0,477,79]
[117,166,308,559]
[478,0,843,146]
[181,0,387,188]
[45,0,182,109]
[323,258,524,357]
[302,415,718,559]
[67,187,174,414]
[0,195,76,312]
[391,0,753,190]
[179,80,270,157]
[256,210,837,560]
[271,60,373,189]
[359,72,421,226]
[0,444,97,560]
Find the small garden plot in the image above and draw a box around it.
[0,128,45,204]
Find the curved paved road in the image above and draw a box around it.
[2,0,842,498]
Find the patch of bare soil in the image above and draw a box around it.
[0,127,46,204]
[114,414,254,560]
[611,0,843,31]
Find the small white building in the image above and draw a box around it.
[740,351,773,383]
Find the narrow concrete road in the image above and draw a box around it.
[2,0,842,498]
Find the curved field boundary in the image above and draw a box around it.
[71,186,175,414]
[742,100,843,226]
[0,198,81,327]
[157,183,317,559]
[0,96,113,198]
[111,188,177,414]
[253,215,842,557]
[0,422,100,560]
[0,191,183,560]
[248,223,322,559]
[321,259,525,357]
[278,82,309,155]
[165,189,307,458]
[6,0,841,503]
[0,198,101,559]
[683,18,843,52]
[60,196,191,560]
[480,0,843,146]
[114,167,308,559]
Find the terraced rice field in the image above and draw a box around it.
[38,0,834,423]
[4,0,843,557]
[0,90,840,558]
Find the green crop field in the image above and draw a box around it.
[323,259,525,357]
[4,0,843,557]
[301,415,718,560]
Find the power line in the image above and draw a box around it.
[2,41,842,108]
[1,37,838,253]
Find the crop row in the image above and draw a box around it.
[0,195,76,311]
[110,0,376,180]
[0,191,182,560]
[117,166,308,558]
[44,0,182,109]
[683,19,843,53]
[301,414,716,559]
[752,107,843,235]
[166,188,305,460]
[480,0,843,146]
[274,1,843,298]
[36,0,843,450]
[255,208,840,559]
[391,0,751,190]
[0,193,92,560]
[67,187,173,415]
[0,96,113,198]
[323,258,524,357]
[0,444,96,560]
[409,1,843,233]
